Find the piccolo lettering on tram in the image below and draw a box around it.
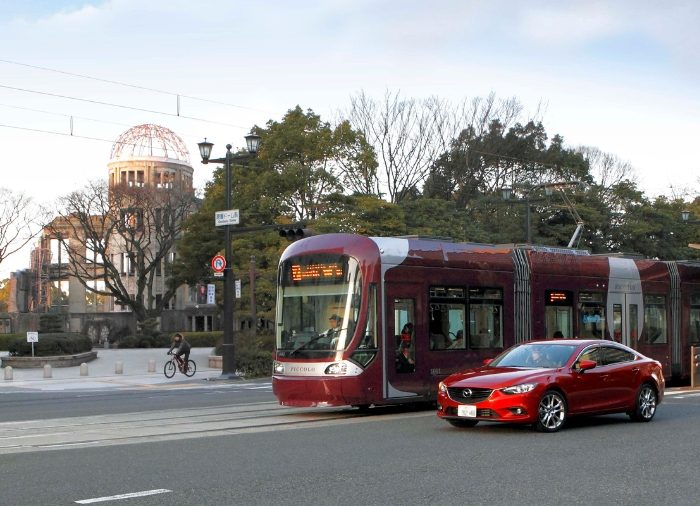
[272,233,700,408]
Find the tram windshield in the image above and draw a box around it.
[276,254,361,359]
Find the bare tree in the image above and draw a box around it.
[47,180,197,325]
[577,146,637,191]
[0,188,48,269]
[346,90,455,203]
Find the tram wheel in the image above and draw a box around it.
[352,404,371,412]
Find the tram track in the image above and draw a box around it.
[0,401,433,455]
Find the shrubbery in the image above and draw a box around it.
[0,334,23,351]
[117,334,172,349]
[8,333,93,357]
[115,331,221,349]
[214,330,274,378]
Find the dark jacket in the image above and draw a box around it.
[168,337,191,354]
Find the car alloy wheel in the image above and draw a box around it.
[631,383,657,422]
[536,391,567,432]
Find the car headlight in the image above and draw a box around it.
[501,383,537,395]
[438,381,447,394]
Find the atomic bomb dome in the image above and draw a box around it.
[107,124,193,191]
[110,124,190,163]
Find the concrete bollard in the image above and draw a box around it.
[148,359,156,373]
[115,360,124,374]
[80,363,89,376]
[43,364,52,378]
[4,366,12,381]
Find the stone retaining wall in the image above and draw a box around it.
[1,351,98,369]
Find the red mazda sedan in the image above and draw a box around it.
[437,339,664,432]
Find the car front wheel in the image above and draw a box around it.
[630,383,657,422]
[535,390,567,433]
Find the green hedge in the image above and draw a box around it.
[8,334,93,357]
[0,334,24,351]
[214,330,274,378]
[116,331,222,349]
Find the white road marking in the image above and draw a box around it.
[75,488,171,504]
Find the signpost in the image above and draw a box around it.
[215,209,239,227]
[27,331,38,357]
[207,284,216,305]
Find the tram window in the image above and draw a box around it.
[352,284,377,367]
[612,304,623,343]
[469,287,503,348]
[630,304,639,346]
[544,290,573,338]
[642,295,667,344]
[579,292,605,340]
[429,303,465,350]
[690,294,700,345]
[429,287,464,298]
[395,298,415,373]
[545,307,572,338]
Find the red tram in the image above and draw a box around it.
[272,234,700,408]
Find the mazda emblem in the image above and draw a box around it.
[462,388,473,398]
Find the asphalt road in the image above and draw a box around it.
[1,385,700,505]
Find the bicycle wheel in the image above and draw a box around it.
[163,360,176,378]
[184,359,196,377]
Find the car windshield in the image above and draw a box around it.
[276,254,361,359]
[490,343,578,368]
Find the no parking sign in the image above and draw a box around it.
[211,254,226,274]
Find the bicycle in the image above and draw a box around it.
[164,352,196,378]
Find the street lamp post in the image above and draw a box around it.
[680,211,700,250]
[502,181,582,245]
[198,133,260,378]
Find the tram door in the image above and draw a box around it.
[384,284,424,401]
[608,293,641,347]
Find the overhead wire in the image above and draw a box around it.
[0,83,250,129]
[0,57,268,113]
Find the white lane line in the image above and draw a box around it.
[75,488,171,504]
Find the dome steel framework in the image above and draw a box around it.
[110,124,190,163]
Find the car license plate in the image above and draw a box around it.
[457,404,477,417]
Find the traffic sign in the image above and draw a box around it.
[211,254,226,273]
[215,209,239,226]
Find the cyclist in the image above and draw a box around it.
[167,332,191,372]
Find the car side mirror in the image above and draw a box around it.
[483,358,493,366]
[577,359,597,372]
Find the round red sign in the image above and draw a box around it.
[211,254,226,272]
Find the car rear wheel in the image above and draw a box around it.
[447,418,479,428]
[535,390,567,433]
[630,383,657,422]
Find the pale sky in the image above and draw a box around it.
[1,0,699,277]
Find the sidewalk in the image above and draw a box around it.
[0,348,224,391]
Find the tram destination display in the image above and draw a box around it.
[283,254,347,285]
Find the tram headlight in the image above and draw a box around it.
[324,362,347,375]
[273,361,285,374]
